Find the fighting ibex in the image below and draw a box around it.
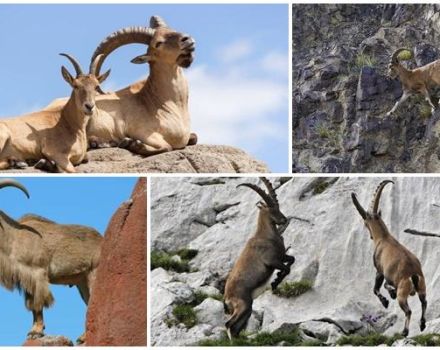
[224,177,294,339]
[0,54,110,172]
[0,179,102,343]
[351,180,427,336]
[387,48,440,116]
[46,16,197,156]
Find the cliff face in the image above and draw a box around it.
[0,145,268,173]
[85,178,147,346]
[150,177,440,345]
[293,4,440,173]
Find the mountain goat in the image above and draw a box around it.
[46,16,197,156]
[0,179,102,343]
[0,54,110,172]
[224,177,294,339]
[387,48,440,116]
[351,180,427,336]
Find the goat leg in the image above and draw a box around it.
[27,309,45,339]
[271,254,295,291]
[187,132,198,146]
[374,273,389,308]
[387,91,411,116]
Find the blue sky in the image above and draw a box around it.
[0,177,137,345]
[0,4,289,172]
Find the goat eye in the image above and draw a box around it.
[155,41,163,48]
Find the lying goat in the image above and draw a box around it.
[0,179,102,343]
[387,48,440,116]
[0,53,109,172]
[224,177,294,339]
[352,180,427,336]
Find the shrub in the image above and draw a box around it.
[274,280,313,298]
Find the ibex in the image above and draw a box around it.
[0,54,110,172]
[46,16,197,156]
[0,179,102,343]
[387,48,440,116]
[224,177,294,339]
[351,180,427,336]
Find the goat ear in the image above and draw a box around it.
[131,54,152,64]
[98,69,111,83]
[61,66,74,87]
[378,210,382,217]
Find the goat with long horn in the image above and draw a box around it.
[351,180,427,336]
[223,177,294,339]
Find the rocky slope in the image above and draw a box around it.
[151,177,440,346]
[85,178,147,346]
[0,145,268,174]
[293,4,440,172]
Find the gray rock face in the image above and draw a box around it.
[293,4,440,173]
[0,145,268,173]
[151,177,440,345]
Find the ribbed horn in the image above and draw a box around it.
[150,15,168,28]
[391,48,411,64]
[0,179,30,198]
[91,26,155,76]
[351,193,367,220]
[237,183,275,208]
[370,180,394,214]
[59,53,83,77]
[260,177,279,207]
[89,54,104,76]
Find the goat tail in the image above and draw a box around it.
[410,275,419,296]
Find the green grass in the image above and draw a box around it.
[274,280,313,298]
[412,333,440,346]
[171,304,198,328]
[419,103,433,119]
[355,53,377,68]
[198,329,324,346]
[315,124,331,139]
[193,291,223,306]
[151,248,199,273]
[336,333,403,346]
[397,49,412,61]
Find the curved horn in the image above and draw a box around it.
[59,53,83,77]
[370,180,394,214]
[351,193,367,220]
[91,26,155,76]
[260,177,279,206]
[237,183,274,207]
[390,48,411,64]
[0,179,30,198]
[150,15,168,28]
[89,54,104,76]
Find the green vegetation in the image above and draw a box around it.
[419,103,433,119]
[397,49,412,61]
[198,329,325,346]
[274,280,313,298]
[193,290,223,305]
[315,124,331,139]
[171,304,198,328]
[412,333,440,346]
[355,53,377,69]
[151,248,199,272]
[336,333,403,346]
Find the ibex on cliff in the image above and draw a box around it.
[351,180,427,336]
[224,177,294,339]
[0,179,102,343]
[387,48,440,116]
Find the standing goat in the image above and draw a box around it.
[0,53,109,172]
[0,179,102,343]
[387,48,440,116]
[46,16,197,156]
[224,178,294,339]
[351,180,427,336]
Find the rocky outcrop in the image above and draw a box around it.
[23,336,73,346]
[0,145,268,173]
[151,177,440,345]
[85,178,147,346]
[293,4,440,172]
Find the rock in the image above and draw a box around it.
[391,338,418,346]
[85,178,147,345]
[194,298,226,327]
[151,177,440,345]
[0,145,268,173]
[292,4,440,172]
[23,335,73,346]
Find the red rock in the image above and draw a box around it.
[23,335,73,346]
[85,178,147,346]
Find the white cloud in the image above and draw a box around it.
[219,39,253,63]
[260,52,289,75]
[187,64,287,154]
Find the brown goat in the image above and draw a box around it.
[351,180,427,336]
[224,178,294,339]
[0,179,102,343]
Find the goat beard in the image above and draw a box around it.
[177,53,194,68]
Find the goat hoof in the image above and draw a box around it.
[89,141,98,149]
[119,137,134,149]
[27,331,44,339]
[381,298,389,309]
[15,161,27,169]
[389,290,397,299]
[420,320,426,332]
[402,328,409,337]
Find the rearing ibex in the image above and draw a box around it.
[224,177,294,339]
[0,179,102,343]
[351,180,427,336]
